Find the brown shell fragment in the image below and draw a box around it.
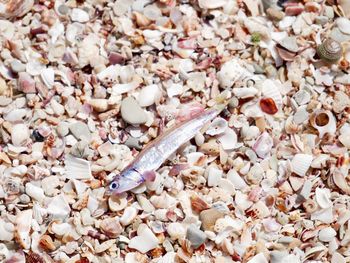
[39,235,56,251]
[190,195,210,213]
[260,98,278,114]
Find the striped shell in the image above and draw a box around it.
[317,38,342,63]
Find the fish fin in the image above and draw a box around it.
[143,170,156,182]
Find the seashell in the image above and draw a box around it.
[207,166,223,187]
[25,251,46,263]
[100,217,123,238]
[167,222,186,240]
[199,140,220,155]
[15,209,33,249]
[39,234,56,251]
[133,11,151,27]
[108,193,128,212]
[278,36,299,53]
[137,84,162,107]
[309,110,336,138]
[261,79,283,106]
[227,169,248,190]
[0,219,14,241]
[206,118,228,136]
[190,195,210,213]
[262,218,281,233]
[315,188,332,209]
[260,98,278,114]
[186,224,207,249]
[41,68,55,89]
[331,252,346,263]
[337,18,350,35]
[150,193,177,209]
[252,132,273,158]
[129,224,159,253]
[199,208,224,231]
[317,38,343,64]
[235,191,253,210]
[18,72,36,94]
[65,155,92,180]
[218,128,238,150]
[11,123,30,146]
[71,8,89,23]
[120,207,138,226]
[247,253,268,263]
[333,91,350,114]
[339,0,350,18]
[88,99,109,113]
[232,87,258,99]
[198,0,228,9]
[291,154,313,177]
[217,59,247,88]
[47,194,71,220]
[0,0,34,18]
[25,183,45,203]
[333,172,350,194]
[318,227,336,242]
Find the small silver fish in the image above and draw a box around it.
[108,108,219,194]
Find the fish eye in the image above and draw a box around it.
[110,182,119,190]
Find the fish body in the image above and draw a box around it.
[109,109,219,194]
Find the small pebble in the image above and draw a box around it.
[56,122,70,137]
[69,122,92,141]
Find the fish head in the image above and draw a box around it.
[108,169,144,194]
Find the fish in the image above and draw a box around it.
[108,108,220,194]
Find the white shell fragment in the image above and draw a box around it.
[128,225,159,253]
[65,154,92,180]
[206,117,228,136]
[218,128,238,150]
[291,154,313,177]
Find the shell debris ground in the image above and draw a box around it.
[0,0,350,262]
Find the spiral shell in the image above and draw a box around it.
[317,38,343,63]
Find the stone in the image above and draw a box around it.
[69,121,91,141]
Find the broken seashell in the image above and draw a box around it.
[206,118,228,136]
[217,59,247,88]
[0,219,14,241]
[0,0,34,18]
[333,172,350,194]
[318,227,336,242]
[41,68,55,89]
[291,154,313,177]
[199,208,224,231]
[218,128,238,150]
[39,234,56,251]
[15,209,33,249]
[11,123,30,146]
[232,87,258,99]
[120,207,138,226]
[100,217,123,238]
[108,193,128,212]
[18,72,36,94]
[253,132,273,158]
[315,188,332,209]
[138,84,162,107]
[167,222,186,240]
[309,110,336,138]
[247,252,268,263]
[65,155,92,180]
[198,0,228,9]
[317,38,343,64]
[128,225,159,253]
